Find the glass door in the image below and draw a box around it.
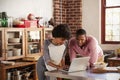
[43,28,53,40]
[4,28,25,60]
[25,28,43,57]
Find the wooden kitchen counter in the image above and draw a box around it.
[108,57,120,67]
[0,61,37,80]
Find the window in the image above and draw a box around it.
[101,0,120,44]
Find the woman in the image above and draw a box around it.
[37,24,71,80]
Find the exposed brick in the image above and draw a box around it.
[53,0,82,35]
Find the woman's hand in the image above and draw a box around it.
[57,65,69,70]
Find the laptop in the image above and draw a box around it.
[60,57,90,73]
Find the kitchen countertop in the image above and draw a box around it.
[45,69,120,80]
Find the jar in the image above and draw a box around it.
[8,16,13,27]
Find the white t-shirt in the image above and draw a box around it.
[45,43,66,71]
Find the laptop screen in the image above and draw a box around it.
[66,57,90,72]
[59,57,90,73]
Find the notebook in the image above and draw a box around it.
[60,57,90,73]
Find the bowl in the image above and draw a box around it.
[94,62,108,69]
[8,38,20,43]
[7,50,13,57]
[13,48,21,56]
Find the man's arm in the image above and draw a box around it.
[88,37,103,66]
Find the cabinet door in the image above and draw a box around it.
[25,28,43,57]
[43,28,53,40]
[0,28,5,60]
[4,28,25,60]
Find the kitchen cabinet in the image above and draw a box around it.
[0,28,25,60]
[108,57,120,67]
[0,28,5,60]
[25,28,43,57]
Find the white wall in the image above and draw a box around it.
[0,0,53,20]
[82,0,120,50]
[1,0,120,50]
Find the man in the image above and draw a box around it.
[69,29,104,67]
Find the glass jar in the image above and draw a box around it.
[8,17,13,27]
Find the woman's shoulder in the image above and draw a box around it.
[44,39,51,45]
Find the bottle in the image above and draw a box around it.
[1,12,8,27]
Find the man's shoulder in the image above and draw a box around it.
[87,35,98,43]
[69,37,77,46]
[87,35,97,40]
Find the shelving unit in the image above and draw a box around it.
[0,61,37,80]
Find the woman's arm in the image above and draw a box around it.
[68,38,77,62]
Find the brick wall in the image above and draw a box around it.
[53,0,82,35]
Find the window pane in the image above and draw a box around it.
[105,8,120,41]
[106,0,120,7]
[106,25,112,35]
[113,25,120,35]
[112,36,120,41]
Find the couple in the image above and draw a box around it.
[37,24,104,80]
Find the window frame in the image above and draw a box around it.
[101,0,120,44]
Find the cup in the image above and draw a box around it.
[13,48,21,56]
[7,72,11,80]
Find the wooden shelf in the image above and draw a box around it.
[28,41,40,44]
[0,61,36,69]
[6,55,25,60]
[7,43,22,45]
